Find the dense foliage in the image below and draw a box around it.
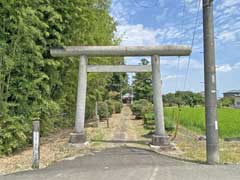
[163,91,204,107]
[218,97,234,107]
[97,102,109,120]
[131,100,175,131]
[98,100,122,120]
[0,0,127,155]
[132,59,153,102]
[131,99,153,119]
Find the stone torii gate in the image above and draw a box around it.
[51,46,191,147]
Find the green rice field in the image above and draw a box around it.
[164,107,240,138]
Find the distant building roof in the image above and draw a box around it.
[122,93,134,98]
[224,90,240,94]
[223,90,240,97]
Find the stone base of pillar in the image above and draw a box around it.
[69,132,87,144]
[151,134,170,147]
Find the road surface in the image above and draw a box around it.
[2,147,240,180]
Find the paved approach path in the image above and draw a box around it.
[2,147,240,180]
[2,106,240,180]
[111,105,136,142]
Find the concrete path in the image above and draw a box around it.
[112,105,133,142]
[2,147,240,180]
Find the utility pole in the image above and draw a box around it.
[203,0,219,164]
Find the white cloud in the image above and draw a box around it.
[215,0,240,43]
[115,23,185,46]
[162,75,183,81]
[217,29,240,42]
[124,56,203,71]
[216,64,232,72]
[216,62,240,72]
[116,24,159,46]
[110,0,133,24]
[184,0,202,14]
[160,58,203,69]
[233,62,240,69]
[217,0,240,10]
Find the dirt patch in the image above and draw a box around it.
[0,129,94,175]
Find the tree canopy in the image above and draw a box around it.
[163,91,204,107]
[132,59,153,102]
[0,0,127,155]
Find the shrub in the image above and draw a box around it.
[108,91,120,100]
[143,112,176,131]
[143,112,155,129]
[113,101,122,113]
[105,100,114,115]
[0,116,31,155]
[97,102,110,120]
[131,103,143,119]
[141,103,153,117]
[105,100,122,114]
[218,97,234,107]
[164,117,176,131]
[131,99,153,119]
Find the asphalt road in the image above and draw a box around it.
[2,147,240,180]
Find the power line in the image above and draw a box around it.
[175,0,186,92]
[183,0,202,90]
[172,1,188,133]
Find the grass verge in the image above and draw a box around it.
[164,107,240,138]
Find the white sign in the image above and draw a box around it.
[33,131,39,155]
[215,121,218,130]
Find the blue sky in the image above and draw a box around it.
[110,0,240,97]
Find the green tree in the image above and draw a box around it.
[218,97,234,107]
[132,59,153,102]
[163,91,204,107]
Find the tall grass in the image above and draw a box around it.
[164,107,240,138]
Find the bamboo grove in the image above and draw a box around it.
[0,0,127,155]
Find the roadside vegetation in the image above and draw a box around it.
[0,0,127,156]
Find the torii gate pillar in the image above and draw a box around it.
[151,55,169,146]
[69,55,88,143]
